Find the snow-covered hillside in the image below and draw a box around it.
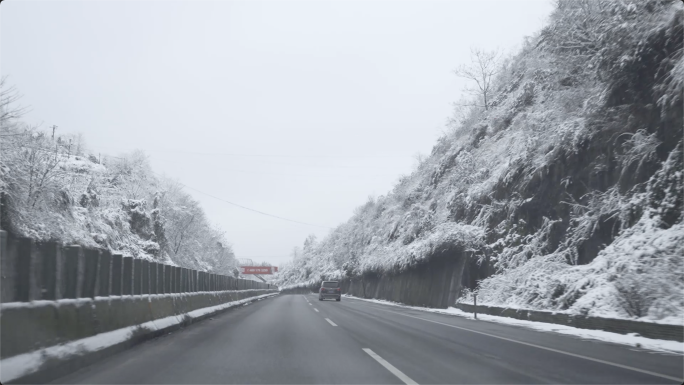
[0,110,237,274]
[276,0,684,323]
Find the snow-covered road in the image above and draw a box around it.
[53,294,683,384]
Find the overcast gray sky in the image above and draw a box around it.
[2,0,553,267]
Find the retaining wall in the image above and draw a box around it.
[279,249,467,308]
[455,303,683,342]
[341,249,467,308]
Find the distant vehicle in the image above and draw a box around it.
[319,281,341,301]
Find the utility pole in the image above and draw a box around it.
[67,139,72,158]
[51,125,58,140]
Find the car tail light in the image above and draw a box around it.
[336,288,341,292]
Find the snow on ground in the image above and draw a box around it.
[0,289,278,310]
[342,295,684,355]
[0,293,279,383]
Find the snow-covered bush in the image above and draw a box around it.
[0,93,237,273]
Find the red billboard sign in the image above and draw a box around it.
[240,266,276,275]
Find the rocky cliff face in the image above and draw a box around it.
[277,0,683,323]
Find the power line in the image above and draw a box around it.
[2,143,125,160]
[236,256,290,258]
[202,167,398,179]
[2,137,335,229]
[89,145,411,159]
[83,146,404,178]
[154,174,333,229]
[214,159,403,170]
[182,184,333,229]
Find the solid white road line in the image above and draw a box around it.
[325,318,337,326]
[314,308,319,312]
[373,308,682,383]
[308,303,312,306]
[363,348,418,385]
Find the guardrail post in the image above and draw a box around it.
[142,260,150,295]
[199,271,204,292]
[197,271,202,291]
[111,253,123,296]
[170,266,175,293]
[0,230,16,302]
[133,259,142,295]
[98,250,111,297]
[82,248,100,298]
[39,241,60,300]
[157,263,164,294]
[64,245,84,299]
[16,238,36,301]
[185,269,191,292]
[164,264,172,294]
[122,257,133,296]
[149,262,157,294]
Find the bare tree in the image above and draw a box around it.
[453,47,501,111]
[0,76,28,128]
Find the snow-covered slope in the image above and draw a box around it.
[277,0,684,323]
[0,129,237,274]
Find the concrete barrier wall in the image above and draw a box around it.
[0,232,281,383]
[455,303,683,342]
[0,289,276,359]
[0,231,275,303]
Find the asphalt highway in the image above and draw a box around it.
[54,293,684,384]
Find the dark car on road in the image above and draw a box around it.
[319,281,341,301]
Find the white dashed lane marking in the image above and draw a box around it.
[363,348,417,385]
